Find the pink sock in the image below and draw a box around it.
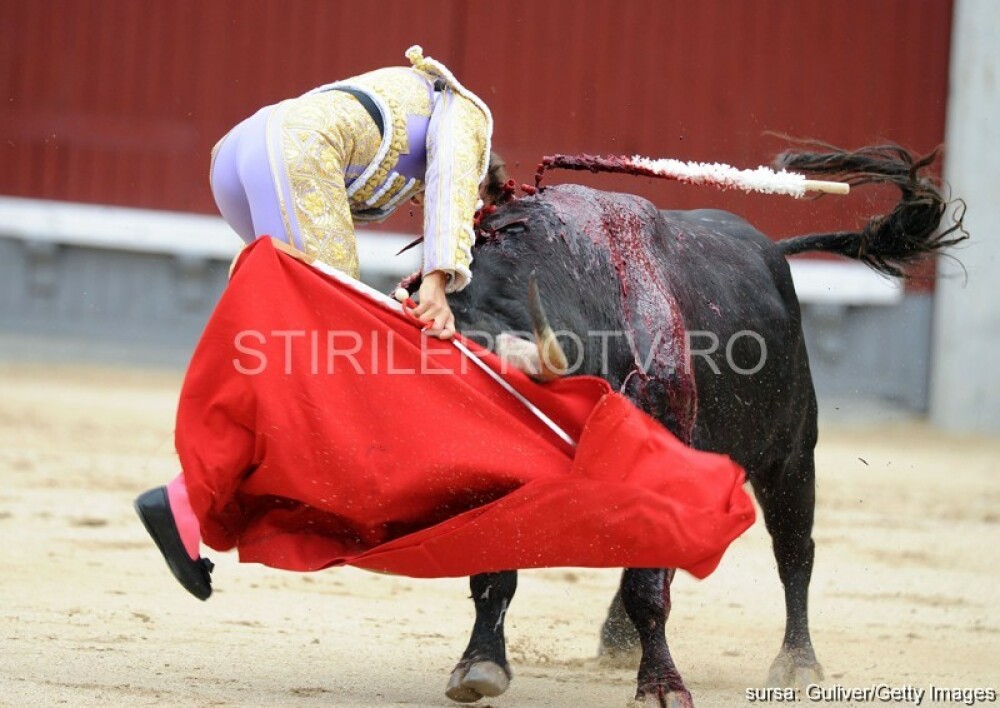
[165,474,202,560]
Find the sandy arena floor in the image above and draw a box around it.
[0,363,997,707]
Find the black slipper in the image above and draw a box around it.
[134,486,214,601]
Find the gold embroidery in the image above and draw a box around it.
[405,45,493,182]
[267,61,486,284]
[348,91,405,205]
[361,67,434,117]
[266,102,296,247]
[342,68,433,207]
[369,174,406,210]
[277,92,378,278]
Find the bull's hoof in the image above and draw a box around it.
[445,660,511,703]
[766,647,824,689]
[629,688,694,708]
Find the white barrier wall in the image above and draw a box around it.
[931,0,1000,433]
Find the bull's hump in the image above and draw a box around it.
[539,185,665,269]
[542,184,660,235]
[545,184,689,354]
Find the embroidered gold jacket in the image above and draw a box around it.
[306,47,492,291]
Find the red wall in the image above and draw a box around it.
[1,0,953,243]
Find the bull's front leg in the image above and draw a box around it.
[445,571,516,703]
[621,568,693,708]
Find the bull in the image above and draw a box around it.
[424,144,964,706]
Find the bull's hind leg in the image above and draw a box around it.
[601,375,693,662]
[621,568,692,708]
[753,452,824,688]
[445,571,516,703]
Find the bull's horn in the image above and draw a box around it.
[528,273,568,380]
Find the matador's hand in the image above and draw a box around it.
[412,271,456,340]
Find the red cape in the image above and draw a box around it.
[177,239,754,579]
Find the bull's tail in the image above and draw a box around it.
[773,143,967,276]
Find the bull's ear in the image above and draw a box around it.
[485,212,530,233]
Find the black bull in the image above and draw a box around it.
[428,145,964,706]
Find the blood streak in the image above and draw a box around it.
[542,185,697,441]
